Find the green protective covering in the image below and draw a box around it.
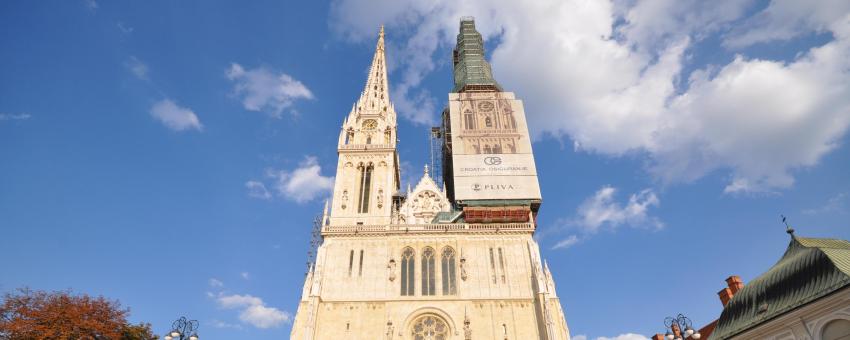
[452,18,502,93]
[711,235,850,339]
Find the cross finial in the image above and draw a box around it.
[424,164,429,175]
[379,24,384,38]
[782,214,795,235]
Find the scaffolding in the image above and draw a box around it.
[429,126,444,188]
[306,212,323,274]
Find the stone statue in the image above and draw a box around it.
[460,258,468,281]
[377,189,384,208]
[386,321,394,340]
[464,315,472,339]
[388,259,396,281]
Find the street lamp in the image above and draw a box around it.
[163,316,199,340]
[663,314,700,340]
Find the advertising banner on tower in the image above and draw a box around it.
[448,91,542,201]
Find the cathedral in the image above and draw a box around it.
[290,18,571,340]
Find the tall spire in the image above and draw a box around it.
[355,25,391,116]
[452,17,502,93]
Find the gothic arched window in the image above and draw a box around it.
[421,247,436,296]
[385,129,391,144]
[464,110,475,130]
[483,145,492,154]
[401,247,415,296]
[357,163,374,213]
[493,144,502,154]
[441,247,456,295]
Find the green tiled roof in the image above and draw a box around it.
[431,210,463,224]
[711,235,850,339]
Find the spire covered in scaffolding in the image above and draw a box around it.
[452,17,502,93]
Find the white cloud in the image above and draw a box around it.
[225,63,313,118]
[552,186,661,249]
[239,304,290,329]
[598,334,652,340]
[240,272,250,280]
[216,293,291,329]
[84,0,97,11]
[572,334,651,340]
[126,56,148,80]
[329,0,850,193]
[725,0,850,48]
[245,181,272,200]
[0,113,31,121]
[803,192,847,215]
[117,22,134,34]
[149,99,202,131]
[552,235,580,250]
[574,186,662,233]
[208,278,224,288]
[264,156,334,203]
[211,320,242,329]
[217,294,263,308]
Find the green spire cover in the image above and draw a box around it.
[452,17,502,93]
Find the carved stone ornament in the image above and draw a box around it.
[377,189,384,208]
[341,190,349,210]
[386,321,394,340]
[464,315,472,339]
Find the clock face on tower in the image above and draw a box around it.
[362,119,377,130]
[477,101,495,112]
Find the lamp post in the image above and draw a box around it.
[663,314,700,340]
[163,316,199,340]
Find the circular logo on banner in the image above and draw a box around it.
[483,156,502,165]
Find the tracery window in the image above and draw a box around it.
[357,163,373,213]
[400,247,415,296]
[422,247,436,296]
[411,315,449,340]
[441,247,456,295]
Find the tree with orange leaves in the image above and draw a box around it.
[0,288,157,340]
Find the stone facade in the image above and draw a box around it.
[290,22,570,340]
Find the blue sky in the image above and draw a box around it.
[1,1,849,339]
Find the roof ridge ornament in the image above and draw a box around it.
[781,214,795,236]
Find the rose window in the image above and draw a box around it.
[411,315,449,340]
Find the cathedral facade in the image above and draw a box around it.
[290,19,571,340]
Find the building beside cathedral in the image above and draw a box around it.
[290,18,571,340]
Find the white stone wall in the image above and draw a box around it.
[291,233,571,340]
